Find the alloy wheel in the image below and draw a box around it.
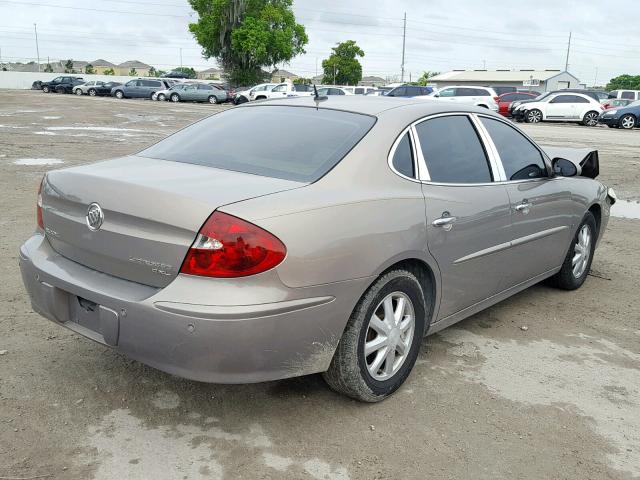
[572,224,591,278]
[89,89,96,96]
[621,115,636,129]
[527,110,542,123]
[584,112,598,126]
[75,89,83,96]
[364,292,415,381]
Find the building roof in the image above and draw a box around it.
[198,67,222,74]
[431,69,578,82]
[361,76,385,82]
[272,69,298,78]
[90,59,115,67]
[117,60,152,69]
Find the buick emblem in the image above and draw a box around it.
[86,203,104,231]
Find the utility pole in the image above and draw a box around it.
[564,31,571,71]
[34,23,40,72]
[400,12,406,82]
[179,48,183,69]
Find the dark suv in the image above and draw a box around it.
[41,76,84,94]
[112,78,172,99]
[385,85,433,97]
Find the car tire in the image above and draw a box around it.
[582,111,599,127]
[235,95,248,105]
[619,114,636,130]
[525,109,542,123]
[74,88,83,96]
[157,93,166,101]
[170,93,180,102]
[208,95,218,104]
[42,85,50,93]
[548,212,597,290]
[322,268,428,402]
[88,89,97,96]
[55,86,65,94]
[114,90,124,99]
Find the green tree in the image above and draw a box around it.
[188,0,308,86]
[173,66,197,79]
[128,68,138,76]
[148,66,157,77]
[85,64,95,75]
[293,77,310,85]
[103,68,115,75]
[64,59,75,73]
[416,70,440,86]
[44,63,53,73]
[321,40,364,85]
[605,74,640,91]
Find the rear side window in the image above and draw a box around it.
[621,91,635,99]
[140,106,376,183]
[480,117,548,181]
[416,115,492,184]
[391,132,414,178]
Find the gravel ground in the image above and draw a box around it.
[1,90,639,480]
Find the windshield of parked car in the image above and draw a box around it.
[140,106,376,182]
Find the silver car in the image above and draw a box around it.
[19,97,614,402]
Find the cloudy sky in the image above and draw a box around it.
[1,0,639,85]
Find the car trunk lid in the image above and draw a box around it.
[41,155,304,288]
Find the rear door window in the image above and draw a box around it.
[140,106,376,182]
[621,91,635,99]
[480,117,548,181]
[415,115,492,183]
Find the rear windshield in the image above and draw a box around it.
[140,105,376,182]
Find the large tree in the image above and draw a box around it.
[606,74,640,91]
[188,0,308,86]
[322,40,364,86]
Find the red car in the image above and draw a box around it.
[496,91,538,117]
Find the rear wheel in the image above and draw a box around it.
[42,85,50,93]
[170,93,180,102]
[526,109,542,123]
[620,114,636,130]
[582,110,599,127]
[55,86,65,94]
[322,269,427,402]
[208,95,218,104]
[548,212,596,290]
[74,88,83,96]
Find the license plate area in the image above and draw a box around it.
[66,294,120,346]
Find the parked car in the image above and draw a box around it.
[111,78,171,99]
[496,91,538,116]
[21,96,612,402]
[421,86,499,111]
[315,87,354,96]
[512,92,603,126]
[598,100,640,129]
[167,83,228,104]
[255,82,315,100]
[365,87,391,96]
[608,89,640,101]
[601,98,632,110]
[341,86,377,95]
[73,81,122,96]
[510,89,610,117]
[41,76,84,94]
[385,85,433,97]
[248,83,278,101]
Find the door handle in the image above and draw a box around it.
[515,200,532,213]
[432,212,457,231]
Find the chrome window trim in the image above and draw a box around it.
[387,124,421,183]
[469,113,507,181]
[474,113,554,184]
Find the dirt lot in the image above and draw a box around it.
[1,90,639,480]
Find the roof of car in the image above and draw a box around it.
[243,95,491,117]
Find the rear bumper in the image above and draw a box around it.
[19,233,368,383]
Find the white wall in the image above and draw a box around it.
[0,71,136,89]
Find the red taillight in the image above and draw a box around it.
[180,211,286,278]
[494,96,500,102]
[36,177,44,230]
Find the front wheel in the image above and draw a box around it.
[114,90,124,99]
[548,212,597,290]
[620,114,636,130]
[170,93,181,102]
[322,269,427,402]
[582,111,599,127]
[157,93,166,101]
[526,109,542,123]
[208,95,218,104]
[74,88,83,96]
[42,85,50,93]
[88,89,97,96]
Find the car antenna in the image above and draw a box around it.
[313,84,327,108]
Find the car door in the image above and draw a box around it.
[546,94,575,119]
[270,84,288,98]
[122,80,138,97]
[436,87,456,102]
[181,85,197,101]
[197,84,213,101]
[414,114,513,319]
[477,115,573,284]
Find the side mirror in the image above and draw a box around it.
[552,157,577,177]
[433,93,440,98]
